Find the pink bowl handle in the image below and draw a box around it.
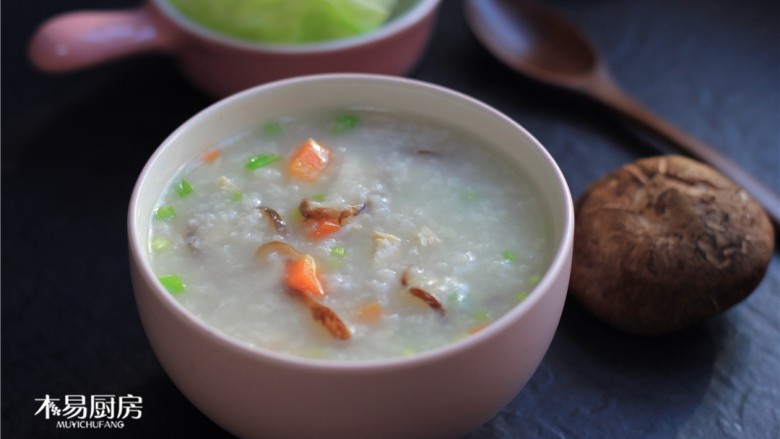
[29,6,177,72]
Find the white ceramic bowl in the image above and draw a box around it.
[128,74,574,439]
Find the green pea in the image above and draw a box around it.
[158,274,185,294]
[154,206,176,221]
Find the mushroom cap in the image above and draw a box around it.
[570,155,775,335]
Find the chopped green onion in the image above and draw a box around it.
[330,113,359,134]
[151,238,171,252]
[154,206,176,221]
[175,179,193,198]
[472,310,491,322]
[328,246,346,269]
[516,291,529,302]
[289,207,303,221]
[313,193,327,202]
[502,250,516,262]
[401,348,416,357]
[263,120,283,137]
[330,246,346,258]
[158,274,185,294]
[528,273,541,285]
[230,191,243,203]
[245,154,281,170]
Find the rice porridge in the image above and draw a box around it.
[149,108,551,361]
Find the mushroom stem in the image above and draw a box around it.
[299,199,366,225]
[257,206,287,233]
[255,241,302,261]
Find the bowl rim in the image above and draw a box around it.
[128,73,574,373]
[151,0,442,53]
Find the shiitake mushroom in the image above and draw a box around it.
[570,155,774,335]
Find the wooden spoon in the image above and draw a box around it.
[464,0,780,230]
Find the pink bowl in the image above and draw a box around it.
[128,74,574,438]
[29,0,441,97]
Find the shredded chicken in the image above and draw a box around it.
[415,226,441,247]
[373,231,401,259]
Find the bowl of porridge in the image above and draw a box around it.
[128,74,574,438]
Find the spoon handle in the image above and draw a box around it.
[587,74,780,231]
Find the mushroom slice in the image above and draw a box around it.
[257,206,287,233]
[408,287,445,314]
[304,297,351,341]
[185,224,203,254]
[255,241,302,260]
[401,268,446,315]
[299,199,366,225]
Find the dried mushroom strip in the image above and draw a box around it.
[256,206,287,233]
[255,240,302,260]
[305,298,351,341]
[298,199,366,225]
[401,269,446,315]
[409,288,446,314]
[185,224,203,254]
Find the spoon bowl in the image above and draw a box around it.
[466,0,596,83]
[465,0,780,230]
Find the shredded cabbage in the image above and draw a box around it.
[168,0,398,43]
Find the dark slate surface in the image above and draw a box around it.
[3,0,778,437]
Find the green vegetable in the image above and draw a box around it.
[263,121,283,136]
[154,206,176,221]
[151,238,171,252]
[158,274,185,294]
[401,348,416,357]
[331,113,359,134]
[472,310,491,322]
[529,273,541,285]
[328,246,347,269]
[167,0,398,44]
[289,207,304,222]
[175,179,193,197]
[502,250,516,262]
[330,246,346,258]
[230,191,244,202]
[313,193,327,202]
[516,291,529,302]
[246,154,281,170]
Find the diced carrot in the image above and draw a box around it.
[307,218,341,240]
[355,302,383,323]
[288,138,330,181]
[285,255,325,299]
[468,323,489,335]
[201,149,221,163]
